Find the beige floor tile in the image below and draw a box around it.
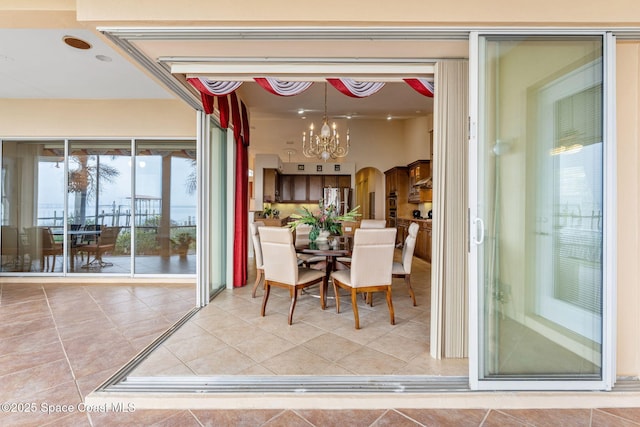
[233,330,297,363]
[187,346,256,375]
[366,331,429,362]
[260,346,338,375]
[163,332,226,363]
[302,332,363,362]
[335,346,407,375]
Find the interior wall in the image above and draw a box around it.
[76,0,640,25]
[0,99,195,137]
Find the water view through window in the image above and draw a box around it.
[0,139,197,275]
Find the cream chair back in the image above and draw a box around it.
[249,221,265,269]
[259,227,299,285]
[350,228,397,288]
[294,223,312,245]
[401,222,419,274]
[359,219,387,229]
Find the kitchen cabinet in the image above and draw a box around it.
[337,175,351,189]
[408,160,431,203]
[426,222,432,263]
[263,168,280,203]
[396,218,431,262]
[293,175,307,201]
[415,221,428,260]
[279,175,293,201]
[384,166,408,197]
[396,218,409,247]
[278,174,351,203]
[308,175,323,201]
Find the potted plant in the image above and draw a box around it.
[171,232,194,259]
[289,201,360,242]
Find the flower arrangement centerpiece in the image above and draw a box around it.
[289,200,360,242]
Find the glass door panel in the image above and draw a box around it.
[208,123,227,296]
[1,141,65,273]
[68,141,131,274]
[472,34,608,388]
[135,141,197,274]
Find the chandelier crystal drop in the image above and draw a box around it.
[302,84,350,162]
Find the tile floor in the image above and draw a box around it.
[2,255,640,425]
[129,253,468,378]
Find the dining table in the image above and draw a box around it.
[295,235,353,307]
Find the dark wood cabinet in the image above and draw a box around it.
[293,175,307,201]
[322,175,338,188]
[308,175,323,202]
[279,175,293,202]
[278,174,351,203]
[337,175,351,189]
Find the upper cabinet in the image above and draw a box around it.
[278,174,351,203]
[408,160,431,203]
[263,168,280,203]
[384,166,408,197]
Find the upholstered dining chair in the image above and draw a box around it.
[294,223,325,267]
[359,219,387,229]
[336,218,387,268]
[392,222,419,306]
[259,226,327,325]
[249,221,265,298]
[331,227,397,329]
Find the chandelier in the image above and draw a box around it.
[302,84,350,161]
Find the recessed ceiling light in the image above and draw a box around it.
[346,115,352,120]
[95,54,112,62]
[387,115,393,121]
[63,36,92,50]
[297,108,305,115]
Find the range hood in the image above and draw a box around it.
[414,177,432,188]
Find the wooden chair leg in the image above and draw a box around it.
[251,269,264,298]
[351,289,360,329]
[320,278,326,310]
[260,282,271,317]
[334,281,341,313]
[288,287,298,325]
[405,274,417,306]
[386,286,395,325]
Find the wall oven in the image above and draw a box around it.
[387,195,397,227]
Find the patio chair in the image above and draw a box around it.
[80,226,120,269]
[24,226,63,272]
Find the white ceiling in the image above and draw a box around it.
[0,29,171,99]
[0,28,433,122]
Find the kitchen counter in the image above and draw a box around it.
[398,217,432,224]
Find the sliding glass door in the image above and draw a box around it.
[469,33,614,390]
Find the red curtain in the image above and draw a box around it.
[230,92,248,287]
